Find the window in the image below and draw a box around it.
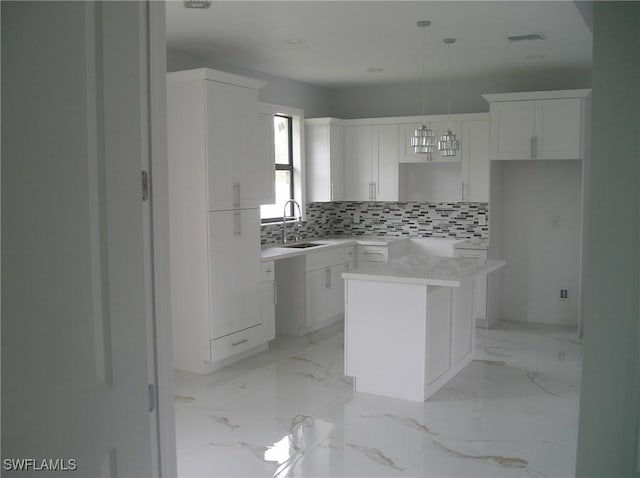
[260,114,296,222]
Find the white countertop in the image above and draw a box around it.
[260,236,406,262]
[342,255,505,287]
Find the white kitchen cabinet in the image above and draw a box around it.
[305,118,344,202]
[454,247,488,328]
[344,124,398,201]
[261,261,276,343]
[208,209,262,338]
[461,119,490,202]
[399,120,462,163]
[168,68,267,374]
[305,246,354,333]
[484,90,591,161]
[257,111,276,206]
[168,68,267,212]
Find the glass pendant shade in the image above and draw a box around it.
[411,124,436,155]
[438,130,460,157]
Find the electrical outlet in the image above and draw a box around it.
[560,289,569,300]
[353,211,360,224]
[478,214,486,226]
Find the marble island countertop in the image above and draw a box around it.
[260,235,407,262]
[342,255,505,287]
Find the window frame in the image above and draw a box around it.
[261,114,296,223]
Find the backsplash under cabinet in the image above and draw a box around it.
[261,201,488,246]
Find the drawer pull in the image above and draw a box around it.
[231,338,249,347]
[363,251,385,255]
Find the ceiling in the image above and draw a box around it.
[166,1,592,89]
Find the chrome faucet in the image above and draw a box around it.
[282,199,303,244]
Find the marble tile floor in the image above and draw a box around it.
[174,320,581,478]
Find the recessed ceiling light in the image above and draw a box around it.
[284,39,305,45]
[366,67,385,73]
[183,0,212,9]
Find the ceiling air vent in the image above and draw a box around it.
[508,33,546,43]
[183,0,212,9]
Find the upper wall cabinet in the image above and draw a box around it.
[399,119,463,163]
[305,118,345,202]
[483,90,591,161]
[344,124,399,201]
[167,69,266,212]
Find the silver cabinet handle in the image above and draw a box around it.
[232,338,248,346]
[363,251,385,255]
[461,181,465,201]
[325,267,331,288]
[530,137,535,159]
[372,181,377,201]
[533,136,538,158]
[331,181,334,201]
[233,182,241,208]
[234,211,241,237]
[273,280,277,305]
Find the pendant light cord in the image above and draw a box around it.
[421,24,427,124]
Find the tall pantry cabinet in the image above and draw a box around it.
[167,68,269,374]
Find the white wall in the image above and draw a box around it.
[398,162,462,203]
[499,160,582,326]
[167,48,335,118]
[576,3,640,475]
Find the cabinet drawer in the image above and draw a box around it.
[306,246,353,271]
[454,249,488,259]
[261,261,275,282]
[357,245,389,262]
[210,324,263,363]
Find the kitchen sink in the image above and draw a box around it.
[283,242,324,249]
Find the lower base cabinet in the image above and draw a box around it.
[276,246,354,336]
[454,248,489,327]
[261,261,276,342]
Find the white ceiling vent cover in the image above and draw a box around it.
[508,33,546,43]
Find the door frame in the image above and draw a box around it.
[146,2,177,476]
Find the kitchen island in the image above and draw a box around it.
[343,255,505,402]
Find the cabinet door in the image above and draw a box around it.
[261,280,276,342]
[329,124,345,201]
[206,81,260,211]
[306,123,331,202]
[206,81,242,211]
[208,209,262,339]
[257,112,276,205]
[490,100,535,160]
[327,264,347,319]
[451,280,474,365]
[306,268,329,328]
[374,125,399,201]
[344,125,373,201]
[462,120,490,202]
[534,98,582,159]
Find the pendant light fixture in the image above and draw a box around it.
[438,38,460,157]
[410,20,436,159]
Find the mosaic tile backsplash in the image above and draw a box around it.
[261,201,489,246]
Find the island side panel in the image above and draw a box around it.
[425,286,453,388]
[344,278,427,402]
[451,279,474,367]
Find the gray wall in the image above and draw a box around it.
[167,48,335,118]
[331,68,592,119]
[576,3,640,476]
